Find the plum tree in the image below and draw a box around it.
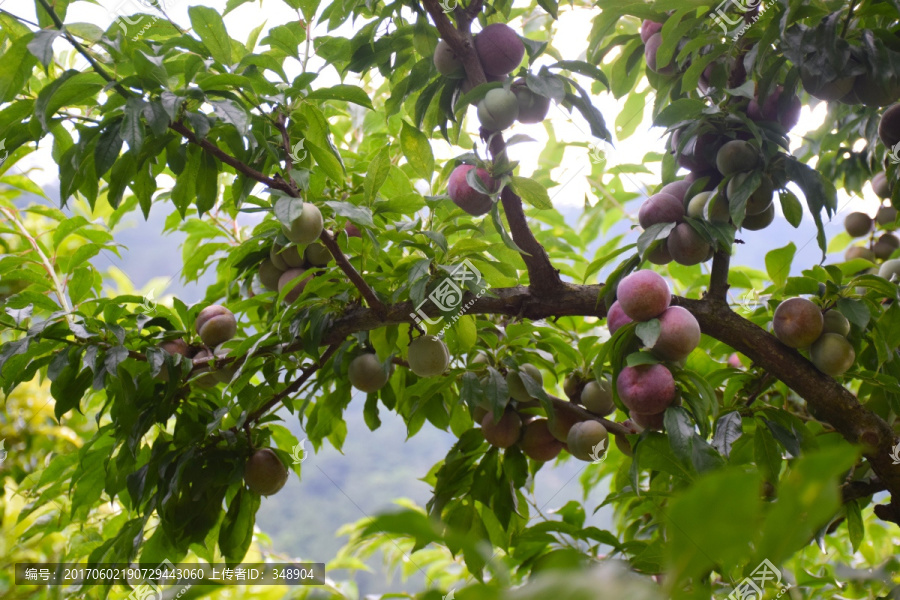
[616,270,671,321]
[477,88,520,131]
[348,353,390,393]
[244,448,289,496]
[518,418,563,462]
[810,333,856,377]
[844,212,874,237]
[507,363,543,401]
[473,23,525,76]
[448,164,498,215]
[407,336,450,377]
[282,203,324,245]
[481,409,523,448]
[772,297,824,349]
[566,420,609,461]
[650,306,701,361]
[196,305,237,347]
[616,364,676,414]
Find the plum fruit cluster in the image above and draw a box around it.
[155,305,240,387]
[259,240,331,304]
[609,270,699,429]
[772,298,855,377]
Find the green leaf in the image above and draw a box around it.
[711,412,742,458]
[0,34,38,102]
[274,196,305,228]
[653,98,706,128]
[754,422,782,482]
[779,189,803,228]
[26,29,61,67]
[836,298,870,329]
[490,202,524,253]
[219,487,260,564]
[400,120,434,181]
[765,242,796,289]
[306,84,374,109]
[94,120,123,179]
[305,139,345,182]
[196,149,220,216]
[121,98,146,154]
[188,5,233,65]
[846,499,864,552]
[510,176,552,210]
[364,146,391,203]
[324,201,375,228]
[634,432,694,481]
[211,99,249,135]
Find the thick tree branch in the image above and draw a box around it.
[708,250,731,302]
[423,0,562,295]
[318,229,387,317]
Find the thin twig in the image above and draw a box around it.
[318,229,387,317]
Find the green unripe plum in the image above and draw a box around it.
[772,297,823,349]
[876,204,899,227]
[192,349,220,388]
[518,418,563,461]
[822,310,851,337]
[477,88,519,131]
[512,80,551,124]
[873,173,892,200]
[650,305,701,361]
[196,305,237,347]
[687,191,729,223]
[507,363,543,401]
[716,140,758,176]
[201,345,238,384]
[563,370,583,401]
[278,268,311,304]
[407,336,450,377]
[259,257,284,291]
[853,74,900,107]
[566,420,609,462]
[810,333,856,377]
[581,380,615,416]
[802,70,854,101]
[473,23,525,77]
[667,223,712,266]
[282,202,324,245]
[348,353,390,393]
[878,258,900,282]
[271,243,304,269]
[548,406,582,442]
[471,352,491,368]
[845,245,876,262]
[616,364,676,414]
[741,202,775,230]
[481,409,522,449]
[614,419,641,456]
[473,405,488,423]
[726,172,774,216]
[244,448,289,496]
[616,269,671,321]
[433,40,464,77]
[304,242,332,267]
[874,233,900,260]
[844,212,874,237]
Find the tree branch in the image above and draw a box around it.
[245,343,340,424]
[708,250,731,302]
[318,229,387,317]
